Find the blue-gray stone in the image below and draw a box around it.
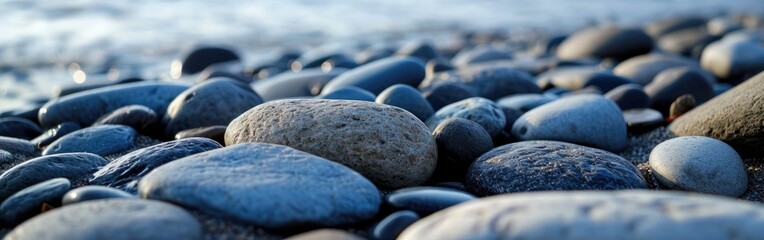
[376,84,434,121]
[537,67,635,92]
[386,187,476,215]
[0,136,38,158]
[138,142,381,229]
[30,122,80,148]
[496,94,557,112]
[90,138,222,193]
[613,54,697,85]
[163,78,263,136]
[420,66,540,100]
[93,105,158,131]
[512,94,627,152]
[557,26,653,61]
[319,86,376,102]
[0,117,42,140]
[426,97,505,137]
[466,141,646,196]
[5,199,202,240]
[451,46,512,66]
[373,210,420,240]
[253,69,346,101]
[422,83,477,111]
[645,67,715,114]
[43,125,136,156]
[399,190,764,240]
[605,84,650,110]
[0,153,108,202]
[321,57,425,95]
[62,186,136,205]
[0,178,70,226]
[38,82,188,128]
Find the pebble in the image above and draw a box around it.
[0,153,108,202]
[624,108,665,133]
[0,136,39,158]
[38,82,188,128]
[372,210,420,240]
[286,229,364,240]
[649,136,748,197]
[174,125,227,145]
[0,117,42,140]
[426,97,506,137]
[139,142,381,228]
[394,41,441,62]
[668,94,696,121]
[386,187,476,215]
[645,16,707,37]
[537,67,634,92]
[700,38,764,81]
[512,94,627,152]
[556,26,653,60]
[30,121,80,148]
[42,125,136,156]
[420,65,540,100]
[5,199,203,240]
[376,84,434,121]
[669,72,764,157]
[431,118,493,181]
[451,46,512,66]
[61,186,136,205]
[93,105,158,132]
[178,45,240,75]
[421,83,477,111]
[319,86,377,101]
[466,141,645,196]
[321,57,426,95]
[253,69,346,101]
[398,190,764,240]
[613,54,696,85]
[163,78,264,137]
[605,84,650,110]
[496,93,557,112]
[90,137,222,193]
[645,67,714,114]
[225,99,437,189]
[0,178,70,226]
[657,27,718,57]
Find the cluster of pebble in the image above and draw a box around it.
[0,13,763,240]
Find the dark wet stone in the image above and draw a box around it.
[43,125,136,156]
[30,122,80,149]
[38,82,188,128]
[0,153,108,202]
[61,186,136,205]
[496,94,557,112]
[451,46,512,66]
[613,54,697,85]
[376,84,434,121]
[669,94,696,121]
[174,126,227,145]
[426,97,505,137]
[386,187,476,215]
[394,41,441,62]
[253,69,346,101]
[139,142,380,229]
[90,137,222,193]
[605,84,650,110]
[0,178,70,226]
[321,57,426,95]
[422,83,477,111]
[624,108,665,133]
[295,46,354,69]
[669,72,764,157]
[494,107,523,145]
[420,65,541,100]
[466,141,646,196]
[5,199,203,240]
[93,105,158,132]
[179,46,240,75]
[0,136,38,158]
[372,211,420,240]
[557,26,653,61]
[431,119,493,182]
[163,78,263,137]
[0,117,42,140]
[319,86,376,102]
[645,67,714,115]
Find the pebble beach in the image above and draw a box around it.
[2,1,764,239]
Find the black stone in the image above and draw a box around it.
[30,122,81,149]
[431,118,493,182]
[0,136,38,158]
[175,126,227,146]
[557,26,653,61]
[0,153,108,202]
[321,57,426,95]
[419,65,541,100]
[372,210,420,240]
[0,178,70,226]
[0,117,42,140]
[179,46,240,74]
[645,67,714,115]
[93,105,158,132]
[605,84,650,110]
[422,83,477,111]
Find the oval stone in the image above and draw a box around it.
[0,136,38,158]
[386,187,476,215]
[0,153,108,202]
[373,210,421,240]
[93,105,158,131]
[0,178,70,226]
[43,125,136,156]
[30,122,81,148]
[605,84,650,110]
[557,26,653,60]
[426,97,506,137]
[613,54,696,85]
[700,38,764,80]
[253,69,345,101]
[5,199,202,240]
[422,83,477,111]
[178,46,240,75]
[318,86,376,102]
[466,141,645,196]
[62,186,136,205]
[174,125,227,145]
[645,67,714,114]
[139,142,380,228]
[321,57,425,95]
[420,66,540,100]
[225,99,437,189]
[376,84,434,121]
[398,190,764,240]
[0,117,42,140]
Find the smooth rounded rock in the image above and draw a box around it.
[30,122,80,148]
[649,136,748,197]
[321,57,425,95]
[0,178,70,226]
[174,126,227,145]
[700,38,764,81]
[645,67,714,114]
[427,97,505,137]
[451,46,512,66]
[422,83,477,111]
[466,141,645,196]
[319,86,376,102]
[178,46,240,75]
[496,94,557,112]
[537,67,634,92]
[605,84,650,110]
[5,199,203,240]
[90,138,222,193]
[0,153,108,202]
[373,210,420,240]
[38,82,188,128]
[395,41,441,62]
[61,186,136,205]
[557,26,653,61]
[624,108,664,133]
[253,69,346,101]
[420,66,540,100]
[613,54,696,85]
[163,78,263,137]
[225,99,437,189]
[0,136,38,158]
[669,72,764,157]
[43,125,136,156]
[668,94,695,120]
[398,190,764,240]
[386,187,476,215]
[139,142,381,228]
[432,118,493,165]
[0,117,42,140]
[376,84,434,121]
[511,95,627,152]
[93,105,158,131]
